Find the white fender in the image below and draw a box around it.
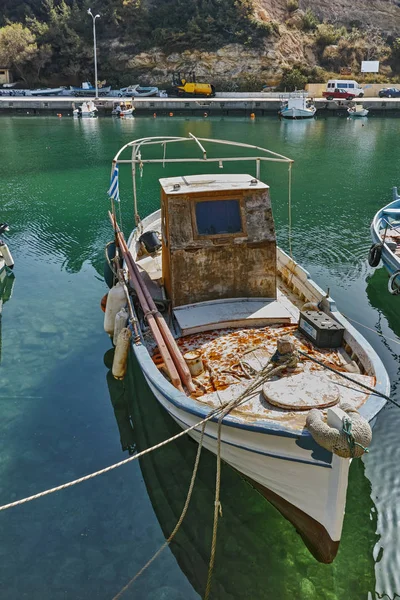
[112,328,131,380]
[113,306,129,345]
[104,282,126,336]
[0,243,14,269]
[306,403,372,458]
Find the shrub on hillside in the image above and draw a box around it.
[301,8,319,31]
[286,0,299,12]
[278,67,307,91]
[315,23,346,49]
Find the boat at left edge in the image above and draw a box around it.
[0,222,14,274]
[102,134,390,565]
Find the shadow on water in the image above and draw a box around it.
[0,270,15,364]
[105,349,380,600]
[366,268,400,340]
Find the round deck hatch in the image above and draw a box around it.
[262,372,340,411]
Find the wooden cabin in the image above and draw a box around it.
[160,174,277,308]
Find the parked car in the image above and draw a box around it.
[322,88,357,100]
[378,87,400,98]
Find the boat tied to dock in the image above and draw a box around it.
[370,186,400,294]
[103,134,389,566]
[0,222,14,273]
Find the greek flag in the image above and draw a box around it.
[108,164,120,202]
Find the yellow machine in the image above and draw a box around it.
[171,71,215,97]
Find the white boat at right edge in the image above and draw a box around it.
[104,135,389,566]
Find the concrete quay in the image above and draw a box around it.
[1,94,400,116]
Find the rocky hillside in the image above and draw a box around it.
[111,0,400,89]
[0,0,399,88]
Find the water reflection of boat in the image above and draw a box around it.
[106,352,379,599]
[0,269,15,363]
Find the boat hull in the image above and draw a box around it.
[120,209,388,562]
[348,109,369,117]
[30,88,64,96]
[280,107,316,119]
[139,367,349,563]
[370,190,400,276]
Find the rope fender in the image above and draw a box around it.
[306,402,372,458]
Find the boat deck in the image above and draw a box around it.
[173,325,374,430]
[132,220,374,432]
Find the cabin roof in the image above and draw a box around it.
[159,173,269,195]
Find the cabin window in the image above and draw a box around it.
[348,83,354,88]
[195,199,242,235]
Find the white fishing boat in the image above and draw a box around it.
[104,135,389,564]
[119,84,158,97]
[73,100,98,118]
[70,82,111,96]
[279,92,316,119]
[111,102,135,117]
[0,222,14,273]
[29,87,65,96]
[348,103,369,117]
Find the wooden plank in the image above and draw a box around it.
[174,298,292,335]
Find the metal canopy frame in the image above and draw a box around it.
[110,133,294,233]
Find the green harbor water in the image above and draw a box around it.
[1,115,400,600]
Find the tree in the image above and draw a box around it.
[0,22,51,84]
[279,67,307,91]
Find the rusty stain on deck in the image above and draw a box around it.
[151,325,375,432]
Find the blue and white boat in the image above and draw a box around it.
[370,187,400,294]
[104,135,389,564]
[29,87,65,96]
[118,84,158,97]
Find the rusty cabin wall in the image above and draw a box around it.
[161,187,276,307]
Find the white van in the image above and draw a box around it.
[326,79,364,97]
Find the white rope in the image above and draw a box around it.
[342,314,400,346]
[0,408,225,513]
[288,162,293,258]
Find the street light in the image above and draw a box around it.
[87,8,100,99]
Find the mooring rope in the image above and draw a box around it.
[297,350,398,408]
[0,409,226,513]
[112,421,207,600]
[342,314,400,347]
[113,355,296,599]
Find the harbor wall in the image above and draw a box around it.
[1,95,400,116]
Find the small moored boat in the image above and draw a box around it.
[0,222,14,273]
[348,103,369,117]
[70,82,111,96]
[279,92,316,119]
[104,135,389,564]
[73,100,98,118]
[29,87,65,96]
[369,186,400,294]
[119,84,158,97]
[111,102,135,117]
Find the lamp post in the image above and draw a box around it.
[87,8,100,99]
